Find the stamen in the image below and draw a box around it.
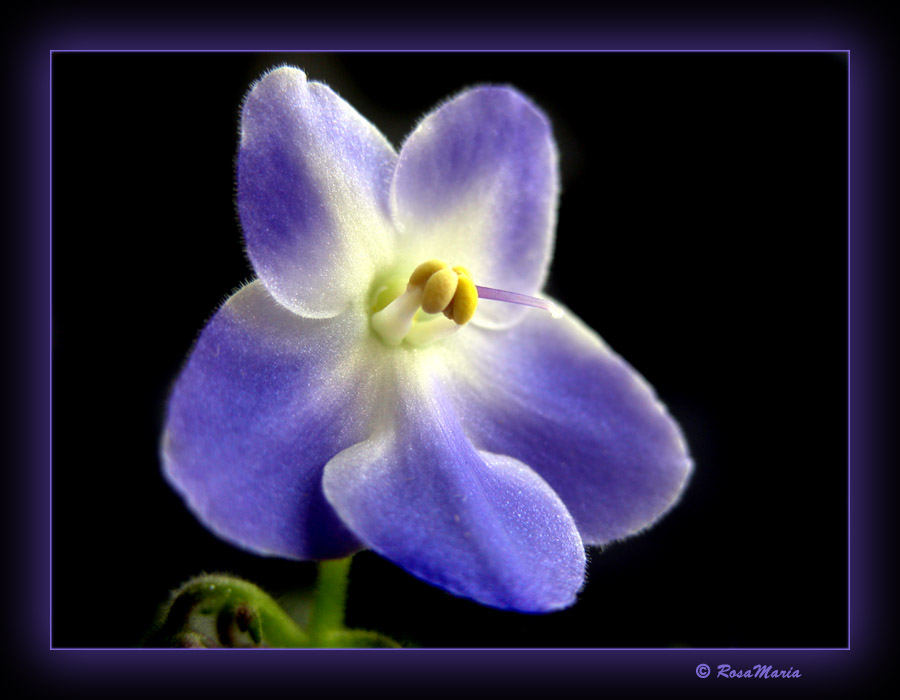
[405,315,460,347]
[371,278,408,313]
[370,260,562,347]
[450,275,478,325]
[475,286,563,319]
[422,268,459,314]
[370,286,425,346]
[408,259,448,286]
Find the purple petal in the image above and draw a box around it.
[446,308,692,545]
[390,86,558,328]
[238,67,397,318]
[322,376,585,612]
[161,281,385,559]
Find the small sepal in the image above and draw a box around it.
[145,573,308,648]
[146,572,400,648]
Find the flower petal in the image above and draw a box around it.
[322,370,585,612]
[443,307,692,545]
[238,67,397,318]
[161,281,388,559]
[390,86,558,328]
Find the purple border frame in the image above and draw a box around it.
[17,10,892,695]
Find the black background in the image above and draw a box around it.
[51,52,848,648]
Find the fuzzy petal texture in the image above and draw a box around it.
[166,71,692,614]
[238,67,397,318]
[322,367,585,612]
[440,307,693,545]
[390,86,558,328]
[162,281,391,559]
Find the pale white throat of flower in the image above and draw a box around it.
[370,259,563,347]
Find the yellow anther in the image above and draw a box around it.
[451,275,478,325]
[408,259,448,287]
[371,259,481,347]
[422,268,459,314]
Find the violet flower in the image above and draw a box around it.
[161,67,692,613]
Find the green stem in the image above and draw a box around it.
[307,556,354,647]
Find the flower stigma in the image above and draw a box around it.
[370,259,563,348]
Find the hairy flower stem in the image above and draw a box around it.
[307,556,354,646]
